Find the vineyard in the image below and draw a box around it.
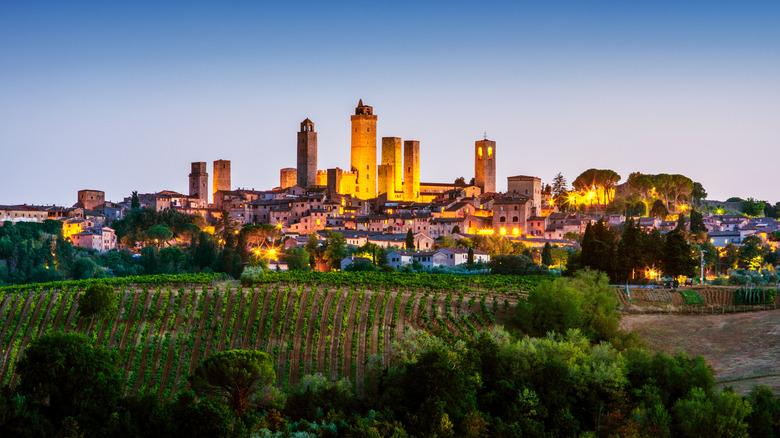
[0,274,533,397]
[614,285,780,313]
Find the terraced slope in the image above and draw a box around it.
[0,282,518,397]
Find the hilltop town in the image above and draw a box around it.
[1,100,779,277]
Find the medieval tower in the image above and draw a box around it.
[297,118,317,187]
[350,99,377,200]
[213,159,231,196]
[403,140,420,202]
[379,137,402,200]
[475,138,496,193]
[188,162,209,205]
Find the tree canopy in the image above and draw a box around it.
[190,350,276,415]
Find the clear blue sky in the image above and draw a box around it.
[1,1,779,206]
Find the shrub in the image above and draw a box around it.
[79,282,118,319]
[240,266,266,286]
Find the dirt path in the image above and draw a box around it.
[187,290,213,374]
[326,288,347,381]
[314,288,336,375]
[353,290,372,394]
[32,289,59,339]
[131,289,167,394]
[215,290,237,352]
[172,291,203,394]
[301,287,323,377]
[621,309,780,394]
[106,290,133,347]
[289,286,313,387]
[242,289,261,349]
[274,287,298,386]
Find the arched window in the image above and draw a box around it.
[512,216,519,222]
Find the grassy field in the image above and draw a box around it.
[0,279,522,397]
[621,309,780,394]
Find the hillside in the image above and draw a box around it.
[0,279,522,397]
[621,310,780,394]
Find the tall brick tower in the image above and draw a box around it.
[403,140,420,202]
[189,162,209,205]
[297,118,317,187]
[350,99,377,199]
[379,137,402,199]
[475,138,496,193]
[213,159,231,196]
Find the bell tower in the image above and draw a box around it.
[350,99,378,199]
[297,118,317,187]
[475,137,496,193]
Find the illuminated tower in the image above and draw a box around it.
[350,99,377,199]
[379,137,402,199]
[188,162,209,205]
[403,140,420,202]
[297,118,317,187]
[475,138,496,193]
[213,159,231,196]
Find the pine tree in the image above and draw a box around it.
[405,229,415,250]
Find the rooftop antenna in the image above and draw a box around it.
[483,132,487,140]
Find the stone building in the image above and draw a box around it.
[507,175,542,215]
[492,194,531,236]
[297,118,317,187]
[188,162,209,206]
[350,99,377,199]
[213,159,231,196]
[403,140,420,202]
[378,137,403,201]
[77,189,105,211]
[475,138,496,193]
[280,168,297,189]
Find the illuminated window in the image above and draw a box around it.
[500,227,506,235]
[513,228,519,235]
[478,147,483,158]
[487,146,493,158]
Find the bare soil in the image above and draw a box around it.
[621,309,780,394]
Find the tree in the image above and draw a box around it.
[650,200,668,219]
[741,198,766,217]
[689,210,706,234]
[691,182,707,205]
[79,283,118,321]
[661,229,697,278]
[190,350,276,416]
[284,247,311,271]
[617,218,644,282]
[454,176,466,186]
[738,235,765,271]
[552,172,568,208]
[515,270,620,342]
[323,232,347,270]
[15,332,122,431]
[467,247,474,265]
[131,191,140,210]
[144,224,173,248]
[541,243,552,266]
[405,229,414,250]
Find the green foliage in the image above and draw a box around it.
[15,332,122,432]
[239,266,265,286]
[79,283,118,320]
[190,350,276,415]
[405,229,414,250]
[282,247,310,271]
[741,197,766,217]
[515,270,620,343]
[746,385,780,438]
[679,290,704,305]
[489,254,545,275]
[672,388,751,438]
[661,228,697,278]
[323,232,347,270]
[541,242,552,266]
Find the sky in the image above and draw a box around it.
[1,1,779,206]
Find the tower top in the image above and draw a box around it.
[355,99,373,115]
[300,118,315,132]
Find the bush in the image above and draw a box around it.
[240,266,266,286]
[79,282,118,320]
[710,277,728,286]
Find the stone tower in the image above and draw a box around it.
[475,138,496,193]
[188,162,209,205]
[297,118,317,187]
[403,140,420,202]
[350,99,377,199]
[280,168,297,189]
[213,159,231,196]
[379,137,402,200]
